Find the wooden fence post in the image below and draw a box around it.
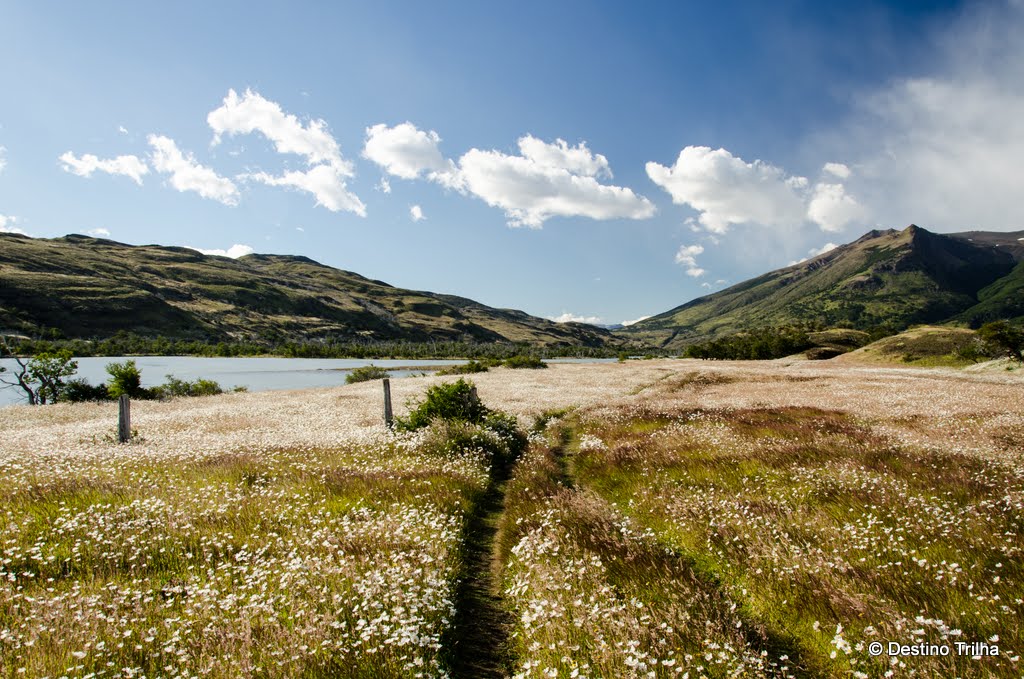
[118,394,131,443]
[382,378,393,429]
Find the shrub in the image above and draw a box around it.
[396,378,488,431]
[978,321,1024,363]
[105,360,152,399]
[152,375,224,398]
[345,364,391,384]
[62,378,110,402]
[503,355,547,369]
[436,360,489,376]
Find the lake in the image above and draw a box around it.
[0,356,615,407]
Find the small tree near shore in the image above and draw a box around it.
[0,338,78,405]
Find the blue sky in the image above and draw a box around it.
[2,1,1022,326]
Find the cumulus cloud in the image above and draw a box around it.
[188,244,255,259]
[647,147,867,234]
[246,165,366,215]
[459,136,655,228]
[674,243,705,277]
[86,228,111,238]
[0,146,6,173]
[208,89,364,214]
[817,3,1024,232]
[0,214,26,235]
[549,312,604,325]
[807,183,866,232]
[647,146,808,234]
[209,89,350,171]
[363,123,654,228]
[789,242,840,266]
[363,122,460,186]
[59,151,149,185]
[409,204,425,222]
[376,177,392,193]
[621,315,651,327]
[808,242,839,257]
[148,135,239,206]
[822,162,851,179]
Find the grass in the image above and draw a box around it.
[560,405,1023,677]
[2,360,1021,677]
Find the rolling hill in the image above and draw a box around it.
[623,225,1024,349]
[0,233,613,347]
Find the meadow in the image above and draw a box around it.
[1,359,1021,677]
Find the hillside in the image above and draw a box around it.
[0,233,612,347]
[623,225,1021,348]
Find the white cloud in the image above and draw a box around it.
[363,124,654,228]
[409,204,425,222]
[86,228,111,238]
[817,3,1024,232]
[674,243,705,277]
[808,242,839,257]
[647,146,808,234]
[148,135,239,205]
[0,214,26,235]
[807,182,866,232]
[118,125,129,135]
[549,312,604,325]
[209,89,364,214]
[458,135,655,228]
[246,165,366,215]
[376,177,392,193]
[208,89,350,171]
[188,244,254,259]
[0,146,6,173]
[621,315,651,327]
[517,136,611,178]
[648,146,868,234]
[822,162,851,179]
[58,151,149,185]
[363,122,460,185]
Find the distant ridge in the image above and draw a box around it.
[621,224,1024,349]
[0,233,613,347]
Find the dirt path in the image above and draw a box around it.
[442,453,517,678]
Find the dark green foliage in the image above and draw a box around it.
[105,360,150,399]
[26,349,78,404]
[345,365,391,384]
[62,378,110,402]
[684,326,814,360]
[396,379,489,431]
[502,355,547,369]
[436,360,489,376]
[152,375,224,398]
[978,321,1024,362]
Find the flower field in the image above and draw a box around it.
[1,359,1022,677]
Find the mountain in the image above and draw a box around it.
[0,233,612,347]
[622,225,1022,349]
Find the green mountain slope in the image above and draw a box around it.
[0,234,612,347]
[622,225,1019,348]
[946,230,1024,324]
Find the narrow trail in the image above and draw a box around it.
[443,455,517,679]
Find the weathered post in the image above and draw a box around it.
[117,394,131,443]
[382,378,393,429]
[469,386,480,409]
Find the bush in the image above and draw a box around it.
[152,375,224,398]
[396,378,488,431]
[345,364,391,384]
[978,321,1024,363]
[62,378,110,403]
[106,360,152,399]
[503,355,547,369]
[436,360,489,376]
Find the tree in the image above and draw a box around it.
[977,321,1024,363]
[105,360,149,398]
[0,337,78,405]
